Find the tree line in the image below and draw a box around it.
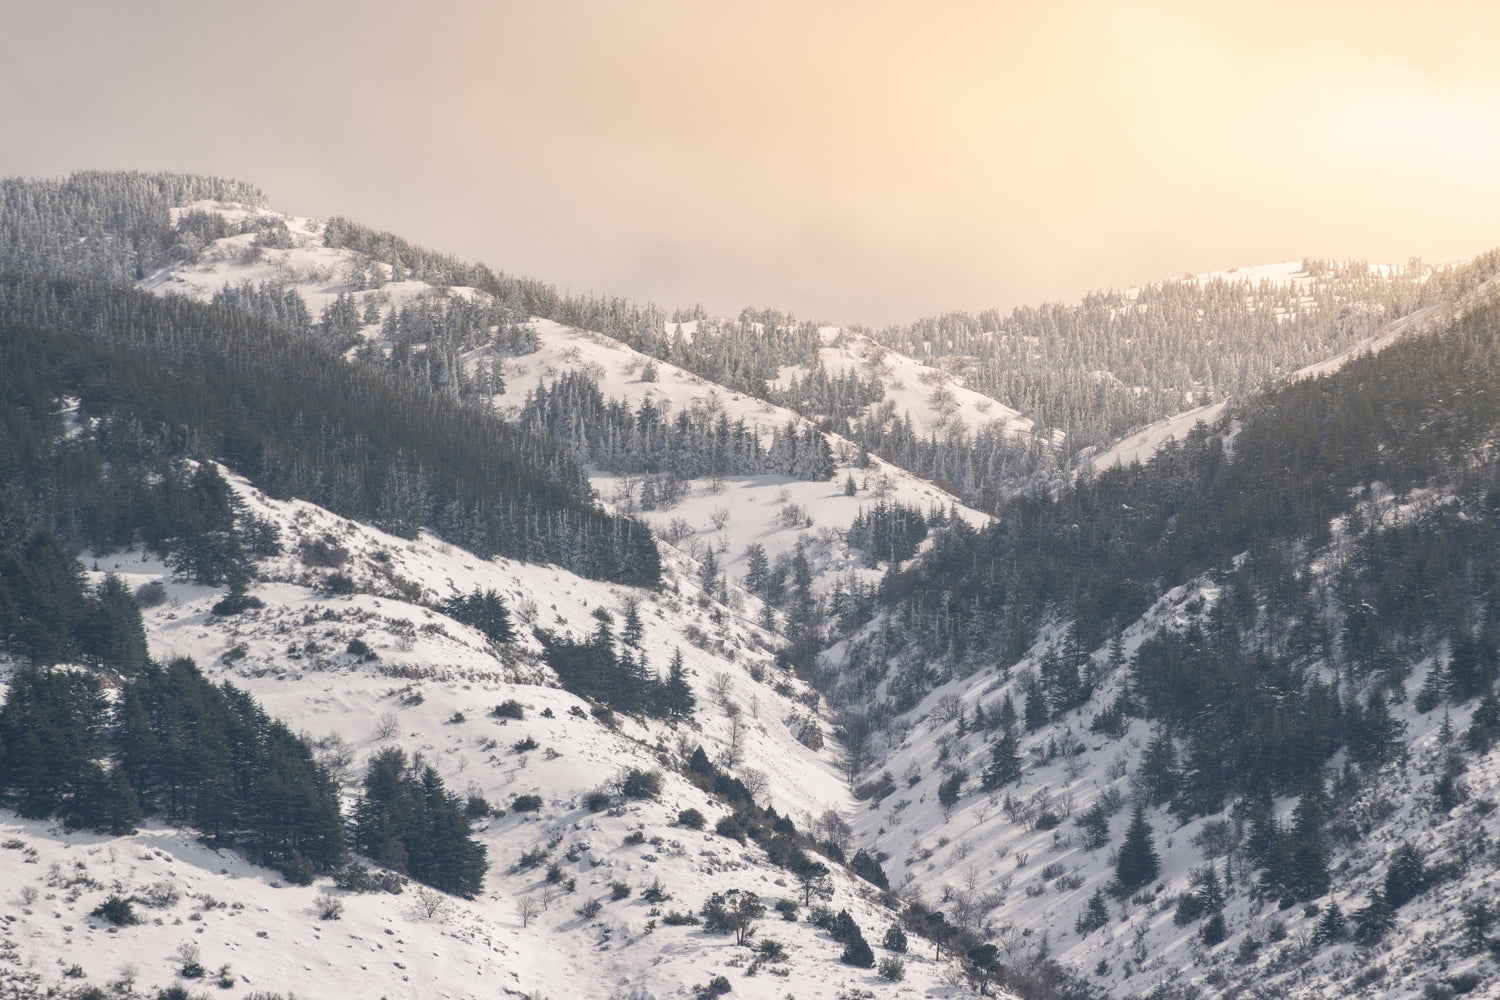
[0,272,660,586]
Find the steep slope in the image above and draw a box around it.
[831,296,1500,999]
[0,476,946,1000]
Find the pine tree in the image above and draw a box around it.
[743,543,769,597]
[1291,779,1331,898]
[1114,804,1160,895]
[665,648,694,719]
[981,728,1022,790]
[1075,801,1111,850]
[1313,901,1347,945]
[1353,890,1395,945]
[1075,887,1109,934]
[621,599,644,648]
[1137,728,1180,806]
[1384,842,1428,908]
[1022,674,1048,731]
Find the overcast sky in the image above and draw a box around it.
[3,0,1499,326]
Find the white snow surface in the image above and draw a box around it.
[0,473,973,1000]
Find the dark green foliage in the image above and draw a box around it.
[677,807,706,830]
[1114,804,1159,894]
[1200,911,1227,946]
[90,895,140,926]
[522,370,831,482]
[1137,729,1179,806]
[849,848,889,890]
[825,909,874,967]
[981,728,1022,790]
[0,655,341,877]
[1384,842,1429,909]
[118,658,346,877]
[352,748,488,898]
[791,855,832,906]
[848,300,1500,817]
[0,666,116,827]
[535,627,693,720]
[1353,891,1396,945]
[937,769,966,808]
[440,589,513,644]
[1466,688,1500,752]
[0,273,659,586]
[1463,900,1496,953]
[841,932,875,967]
[1313,901,1347,946]
[511,794,543,813]
[882,923,908,952]
[1346,688,1407,767]
[618,767,663,800]
[700,889,765,945]
[1257,780,1332,906]
[0,172,267,282]
[490,699,525,720]
[0,534,150,672]
[1075,801,1111,850]
[691,975,732,1000]
[847,501,928,566]
[965,943,1003,996]
[1076,888,1109,935]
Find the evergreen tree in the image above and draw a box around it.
[353,748,486,898]
[665,648,694,719]
[981,727,1022,790]
[1383,842,1428,909]
[1353,890,1396,945]
[1075,801,1111,850]
[1022,674,1048,732]
[743,543,769,596]
[1313,901,1348,945]
[1075,887,1109,934]
[1114,804,1160,894]
[849,848,889,890]
[1285,779,1331,902]
[440,589,513,644]
[621,599,644,648]
[1137,728,1180,806]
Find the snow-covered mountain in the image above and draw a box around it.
[6,173,1500,1000]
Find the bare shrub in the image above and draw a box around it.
[316,892,343,920]
[375,712,400,740]
[135,581,168,607]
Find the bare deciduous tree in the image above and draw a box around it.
[517,895,540,928]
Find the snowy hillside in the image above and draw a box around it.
[841,564,1500,1000]
[0,472,967,1000]
[133,199,990,597]
[10,173,1500,1000]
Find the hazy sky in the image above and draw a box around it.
[4,0,1499,326]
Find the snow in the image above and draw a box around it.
[0,472,974,1000]
[55,192,1495,999]
[134,201,992,602]
[1087,289,1449,473]
[1086,401,1228,472]
[838,487,1500,1000]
